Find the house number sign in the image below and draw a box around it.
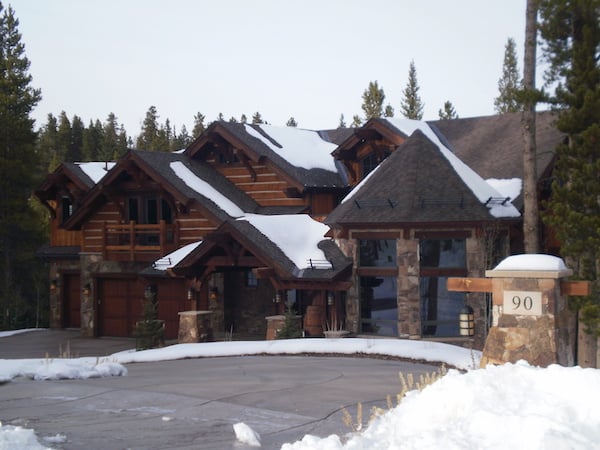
[503,290,542,316]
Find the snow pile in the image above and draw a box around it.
[493,254,569,272]
[0,421,52,450]
[233,422,262,447]
[486,177,522,201]
[0,357,127,383]
[283,361,600,450]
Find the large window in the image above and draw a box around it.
[359,238,398,336]
[419,238,467,337]
[127,196,172,224]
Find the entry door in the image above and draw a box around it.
[62,274,81,328]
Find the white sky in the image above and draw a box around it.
[9,0,531,137]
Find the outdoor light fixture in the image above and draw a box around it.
[50,279,58,292]
[209,286,219,301]
[144,284,156,300]
[273,291,282,303]
[459,305,475,337]
[187,286,195,300]
[327,291,334,306]
[82,283,91,296]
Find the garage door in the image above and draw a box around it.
[97,278,144,337]
[63,274,81,328]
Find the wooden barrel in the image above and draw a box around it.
[304,305,324,337]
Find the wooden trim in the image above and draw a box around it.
[421,268,468,277]
[351,231,403,239]
[447,277,493,293]
[357,267,398,277]
[560,280,591,296]
[414,230,472,239]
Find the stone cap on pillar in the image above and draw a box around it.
[485,254,573,279]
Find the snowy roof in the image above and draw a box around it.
[75,162,116,184]
[384,118,520,218]
[152,241,203,271]
[236,214,332,270]
[244,124,338,172]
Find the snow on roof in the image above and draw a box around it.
[493,254,569,272]
[237,214,332,270]
[170,161,245,217]
[244,124,338,172]
[75,162,115,183]
[340,162,382,204]
[153,241,202,271]
[385,118,520,218]
[486,178,522,200]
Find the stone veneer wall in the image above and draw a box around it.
[397,236,419,337]
[334,237,359,333]
[48,260,80,329]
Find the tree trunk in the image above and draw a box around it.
[522,0,540,253]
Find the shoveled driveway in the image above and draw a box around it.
[0,330,438,449]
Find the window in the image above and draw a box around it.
[60,196,73,224]
[360,276,398,336]
[127,196,172,224]
[245,270,258,288]
[361,151,390,178]
[359,239,396,267]
[419,239,467,337]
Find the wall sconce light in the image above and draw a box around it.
[144,284,157,300]
[459,305,475,337]
[187,286,195,300]
[327,291,334,306]
[82,283,91,296]
[50,279,58,292]
[209,286,219,301]
[273,291,282,303]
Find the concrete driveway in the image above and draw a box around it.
[0,331,438,449]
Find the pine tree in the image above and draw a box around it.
[56,111,71,161]
[70,115,84,162]
[252,112,264,124]
[192,112,206,138]
[37,113,59,171]
[0,3,46,329]
[438,101,458,120]
[494,38,522,113]
[171,124,192,150]
[351,115,362,127]
[361,80,385,120]
[286,117,297,127]
[540,0,600,337]
[338,113,346,128]
[136,106,164,151]
[384,104,394,117]
[400,60,424,120]
[101,113,123,160]
[82,119,103,161]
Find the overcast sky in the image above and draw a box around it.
[10,0,531,137]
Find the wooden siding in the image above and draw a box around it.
[215,163,308,207]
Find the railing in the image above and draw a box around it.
[102,221,176,261]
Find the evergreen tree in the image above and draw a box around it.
[400,60,424,120]
[361,80,385,120]
[56,111,71,161]
[0,3,46,329]
[171,124,192,150]
[494,37,523,113]
[192,112,206,138]
[540,0,600,336]
[136,105,160,150]
[338,113,346,128]
[37,113,58,171]
[217,112,224,121]
[252,112,264,124]
[384,104,395,117]
[351,115,362,127]
[228,116,238,123]
[240,114,248,124]
[286,117,297,127]
[82,119,103,161]
[70,115,84,161]
[101,112,125,160]
[438,100,458,120]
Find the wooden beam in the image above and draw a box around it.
[447,277,493,293]
[560,280,591,296]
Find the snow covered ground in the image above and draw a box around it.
[1,329,599,449]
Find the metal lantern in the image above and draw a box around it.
[459,305,475,336]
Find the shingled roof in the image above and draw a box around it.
[185,121,348,189]
[325,129,519,227]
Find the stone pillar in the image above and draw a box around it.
[178,311,214,343]
[481,257,577,367]
[397,236,419,337]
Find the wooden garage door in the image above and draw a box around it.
[63,274,81,328]
[98,278,144,337]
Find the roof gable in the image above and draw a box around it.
[326,129,519,226]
